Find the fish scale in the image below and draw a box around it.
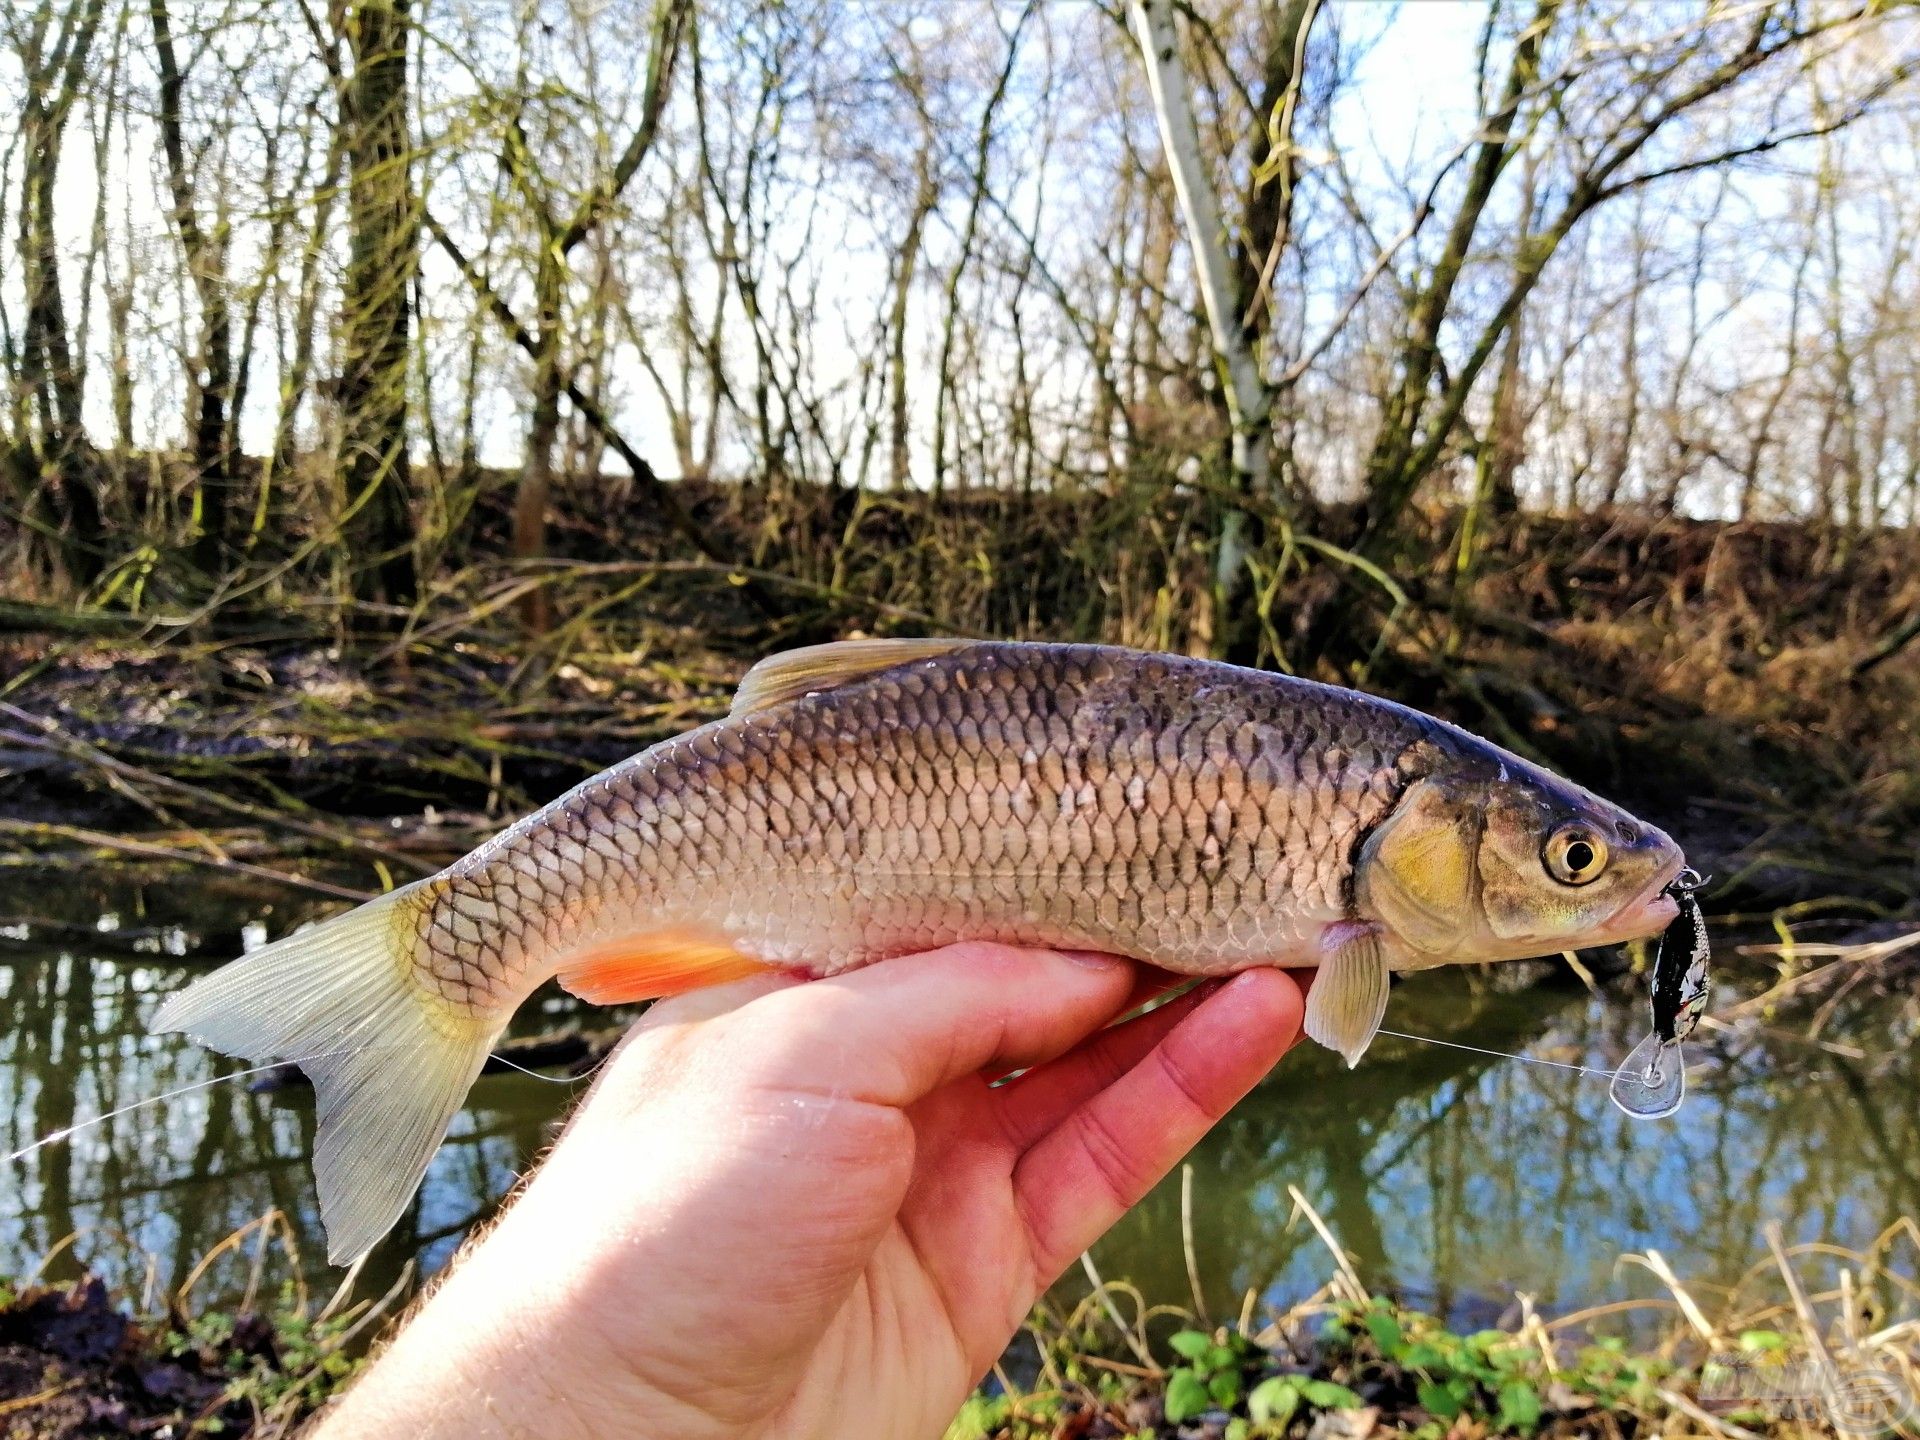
[403,644,1427,1018]
[154,638,1686,1263]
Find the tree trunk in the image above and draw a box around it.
[1357,0,1554,545]
[513,254,563,634]
[888,143,937,494]
[1129,0,1274,663]
[151,0,235,572]
[337,0,420,608]
[12,0,110,585]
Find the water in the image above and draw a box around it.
[1,869,1912,1337]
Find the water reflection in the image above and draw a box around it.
[1080,971,1916,1333]
[0,872,582,1304]
[0,872,1911,1337]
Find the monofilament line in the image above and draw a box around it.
[1375,1028,1622,1081]
[2,1054,322,1163]
[486,1052,593,1085]
[3,1041,594,1164]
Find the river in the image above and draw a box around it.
[1,868,1909,1339]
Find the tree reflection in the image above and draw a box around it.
[1,874,1912,1334]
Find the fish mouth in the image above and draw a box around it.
[1589,851,1688,946]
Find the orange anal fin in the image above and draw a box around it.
[556,930,770,1005]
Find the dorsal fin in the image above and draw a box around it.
[729,638,977,718]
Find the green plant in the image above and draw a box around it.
[1163,1327,1249,1421]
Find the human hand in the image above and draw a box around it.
[319,945,1306,1440]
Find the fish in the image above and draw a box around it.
[1609,874,1711,1120]
[152,638,1687,1263]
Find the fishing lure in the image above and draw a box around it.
[1609,869,1710,1119]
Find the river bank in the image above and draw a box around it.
[3,502,1918,913]
[1,1196,1911,1439]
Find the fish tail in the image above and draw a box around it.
[151,880,496,1265]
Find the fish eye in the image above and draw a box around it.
[1544,827,1609,886]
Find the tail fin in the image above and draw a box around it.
[152,882,496,1265]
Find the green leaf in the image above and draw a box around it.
[1417,1380,1464,1419]
[1206,1343,1239,1372]
[1487,1343,1528,1372]
[1364,1310,1405,1354]
[1247,1377,1301,1426]
[1497,1379,1544,1432]
[1301,1379,1365,1409]
[1224,1421,1251,1440]
[1737,1329,1791,1353]
[1166,1368,1212,1423]
[1399,1342,1447,1371]
[1168,1329,1214,1361]
[1209,1369,1243,1407]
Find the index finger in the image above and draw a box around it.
[1012,967,1304,1279]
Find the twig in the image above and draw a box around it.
[0,819,373,902]
[1179,1163,1209,1325]
[0,702,436,875]
[1285,1185,1370,1307]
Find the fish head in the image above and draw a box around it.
[1357,759,1684,965]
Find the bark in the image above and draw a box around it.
[10,0,111,584]
[151,0,235,569]
[337,0,420,607]
[1128,0,1274,662]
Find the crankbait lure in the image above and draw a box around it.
[1609,869,1710,1119]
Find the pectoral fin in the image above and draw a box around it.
[1305,926,1391,1068]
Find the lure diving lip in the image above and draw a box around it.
[1610,868,1711,1120]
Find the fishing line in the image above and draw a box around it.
[1374,1028,1623,1082]
[2,1051,350,1163]
[3,1038,598,1164]
[486,1052,591,1085]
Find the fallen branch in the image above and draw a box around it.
[1854,607,1920,677]
[0,701,438,876]
[0,819,374,902]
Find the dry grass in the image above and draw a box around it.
[954,1184,1920,1439]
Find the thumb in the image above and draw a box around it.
[702,943,1140,1109]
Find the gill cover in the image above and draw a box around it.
[1356,779,1482,956]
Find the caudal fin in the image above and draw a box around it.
[152,882,496,1265]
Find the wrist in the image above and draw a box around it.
[316,1238,629,1438]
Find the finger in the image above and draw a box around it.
[983,964,1191,1085]
[1012,968,1304,1279]
[571,973,805,1126]
[705,942,1140,1109]
[991,981,1219,1151]
[629,971,804,1033]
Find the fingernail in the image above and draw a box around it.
[1060,949,1126,970]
